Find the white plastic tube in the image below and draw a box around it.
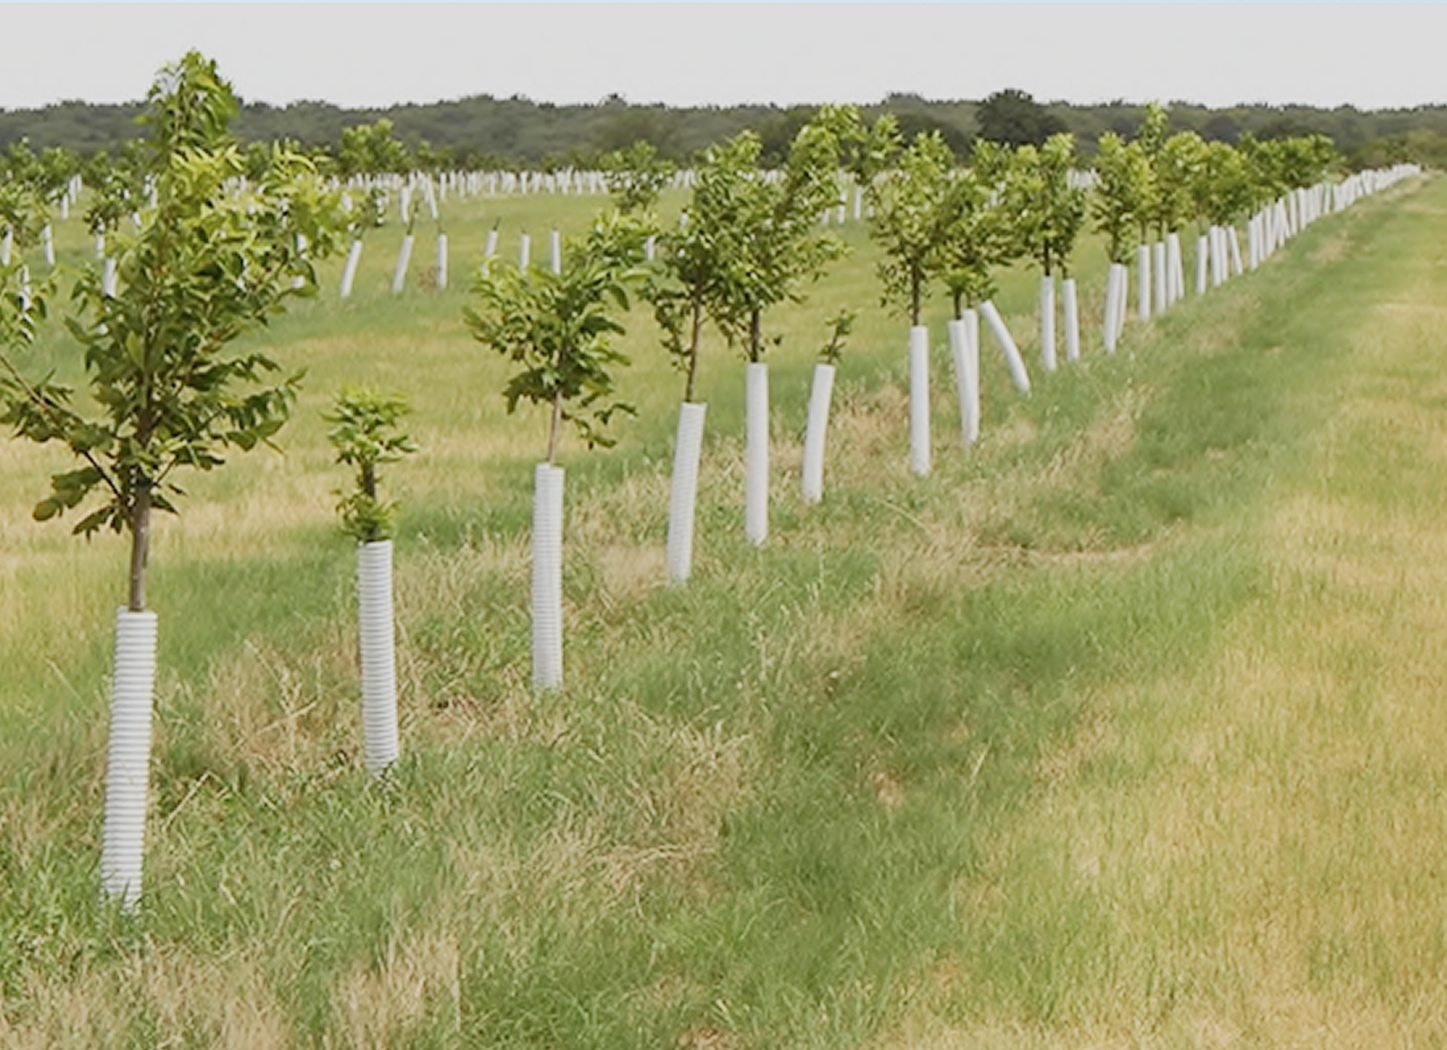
[1039,274,1057,372]
[1227,226,1244,276]
[519,232,531,269]
[1196,234,1209,295]
[1062,277,1080,364]
[41,224,54,268]
[908,325,930,476]
[435,233,448,290]
[853,185,863,221]
[100,608,157,909]
[1136,243,1151,320]
[1112,263,1129,346]
[102,257,117,299]
[95,232,106,258]
[1102,264,1121,353]
[980,300,1030,395]
[666,401,707,583]
[550,229,561,275]
[357,540,400,776]
[1167,233,1184,303]
[1152,240,1167,315]
[801,364,836,503]
[484,226,499,259]
[531,463,564,689]
[339,239,363,299]
[391,234,414,294]
[1,227,11,266]
[645,235,656,263]
[745,362,769,545]
[949,312,981,445]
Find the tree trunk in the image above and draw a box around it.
[749,309,761,364]
[684,299,703,403]
[127,486,151,613]
[547,387,564,465]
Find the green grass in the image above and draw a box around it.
[2,174,1444,1048]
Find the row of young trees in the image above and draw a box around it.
[0,53,1375,909]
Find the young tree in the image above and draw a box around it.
[327,388,417,776]
[464,209,647,686]
[867,130,957,326]
[0,51,344,907]
[602,139,676,216]
[939,166,1014,318]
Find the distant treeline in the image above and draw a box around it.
[2,90,1445,170]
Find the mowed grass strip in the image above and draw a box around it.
[0,176,1440,1048]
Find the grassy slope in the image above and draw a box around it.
[1,175,1444,1048]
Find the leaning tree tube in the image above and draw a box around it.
[745,362,769,546]
[909,326,931,476]
[100,608,157,910]
[1039,274,1057,372]
[666,401,707,582]
[980,300,1030,395]
[339,239,363,298]
[1062,277,1080,365]
[800,363,836,503]
[948,312,981,445]
[391,233,414,295]
[531,463,565,689]
[357,539,400,776]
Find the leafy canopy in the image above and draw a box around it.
[464,209,648,462]
[326,388,418,544]
[0,51,346,547]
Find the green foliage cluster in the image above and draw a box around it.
[0,51,346,610]
[464,210,649,463]
[325,387,418,544]
[601,140,675,215]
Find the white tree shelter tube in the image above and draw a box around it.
[1,227,11,266]
[41,223,54,268]
[801,363,836,503]
[949,314,981,446]
[1167,232,1185,303]
[666,401,707,583]
[1039,274,1057,372]
[1112,263,1129,346]
[357,540,400,776]
[980,300,1030,395]
[1103,264,1122,353]
[1062,277,1080,364]
[550,228,562,275]
[1227,226,1244,276]
[1196,234,1209,295]
[519,232,531,270]
[391,234,414,294]
[339,239,363,299]
[484,226,499,260]
[1136,243,1151,320]
[531,463,565,689]
[102,257,118,299]
[1152,240,1167,315]
[435,233,448,290]
[908,325,931,476]
[745,362,769,546]
[100,608,157,910]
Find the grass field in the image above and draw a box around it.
[1,171,1445,1048]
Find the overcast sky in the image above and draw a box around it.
[0,4,1443,113]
